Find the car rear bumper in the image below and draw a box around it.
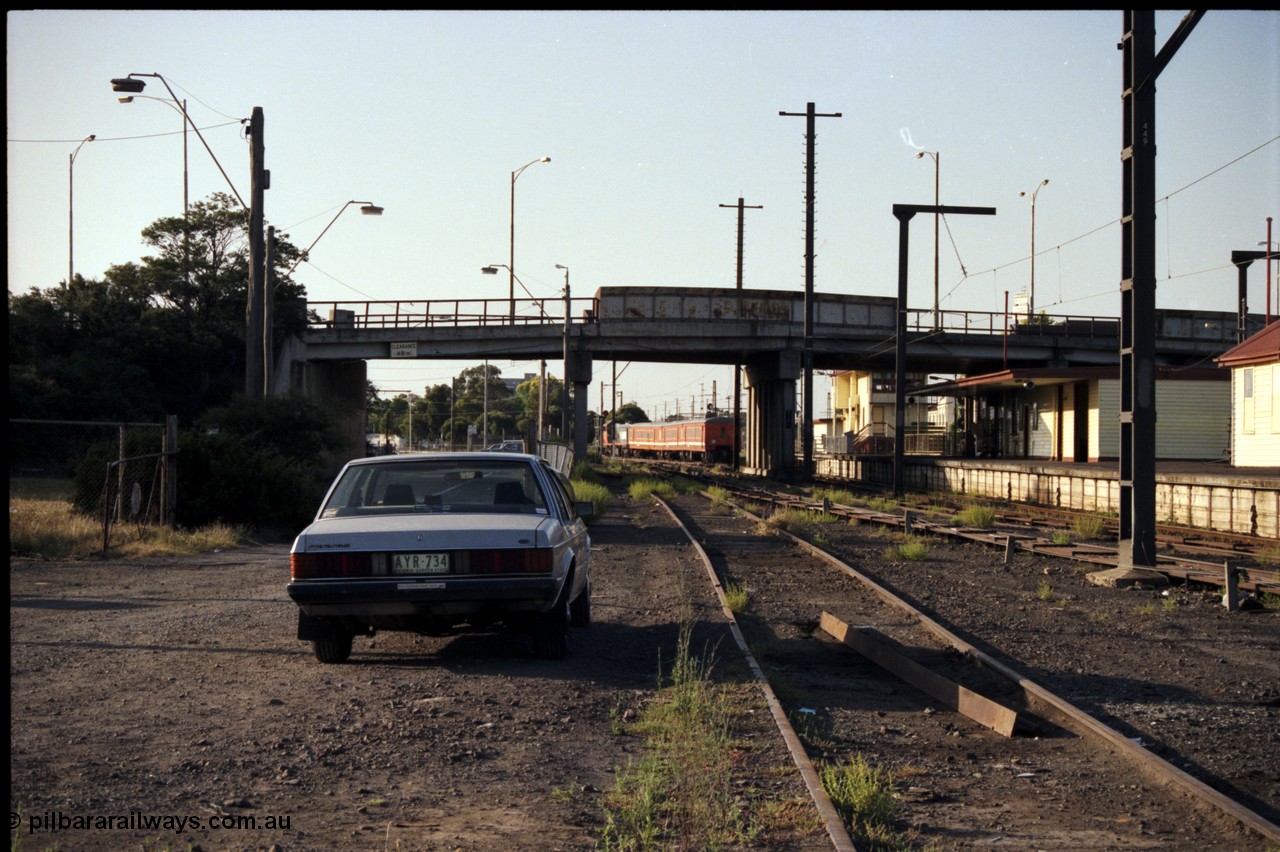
[287,575,562,617]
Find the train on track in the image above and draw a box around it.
[604,415,737,464]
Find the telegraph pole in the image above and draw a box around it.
[245,107,266,397]
[719,196,763,469]
[780,102,842,478]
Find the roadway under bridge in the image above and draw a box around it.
[276,286,1260,476]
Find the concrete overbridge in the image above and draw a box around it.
[279,285,1261,474]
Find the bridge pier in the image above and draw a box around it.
[567,351,593,464]
[743,352,799,478]
[307,359,368,475]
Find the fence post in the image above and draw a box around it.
[116,425,126,523]
[163,415,178,525]
[1222,560,1240,611]
[903,509,915,534]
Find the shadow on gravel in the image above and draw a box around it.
[337,617,741,693]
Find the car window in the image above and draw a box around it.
[319,459,550,518]
[544,467,580,521]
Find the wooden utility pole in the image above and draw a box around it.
[719,197,763,469]
[245,107,266,397]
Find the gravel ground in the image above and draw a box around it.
[9,473,1279,851]
[9,487,825,852]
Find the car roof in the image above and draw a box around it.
[345,452,537,467]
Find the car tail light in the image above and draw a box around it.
[460,548,552,575]
[291,552,374,579]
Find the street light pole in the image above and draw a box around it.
[110,74,245,208]
[1020,179,1049,323]
[510,156,551,324]
[916,150,940,328]
[556,264,570,442]
[482,263,550,443]
[287,201,384,275]
[68,134,95,286]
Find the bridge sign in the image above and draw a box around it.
[390,342,417,358]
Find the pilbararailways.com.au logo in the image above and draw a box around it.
[14,810,291,835]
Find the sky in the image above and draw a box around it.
[8,10,1279,421]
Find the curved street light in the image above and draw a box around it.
[1019,179,1050,322]
[68,134,95,287]
[482,263,550,442]
[509,156,551,323]
[915,150,940,328]
[287,201,384,275]
[480,263,549,317]
[111,73,245,209]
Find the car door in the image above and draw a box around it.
[540,463,590,599]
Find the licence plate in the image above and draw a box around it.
[392,552,450,574]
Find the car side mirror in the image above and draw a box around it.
[574,501,595,519]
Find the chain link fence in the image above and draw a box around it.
[9,419,175,535]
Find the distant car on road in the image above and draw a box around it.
[287,452,592,663]
[484,440,526,452]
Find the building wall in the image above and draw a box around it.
[1233,363,1280,467]
[1094,380,1116,460]
[1090,378,1228,461]
[1026,386,1054,459]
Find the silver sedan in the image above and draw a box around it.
[287,452,592,663]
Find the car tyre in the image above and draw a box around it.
[569,579,591,628]
[311,633,353,664]
[533,587,569,659]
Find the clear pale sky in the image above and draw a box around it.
[8,10,1278,420]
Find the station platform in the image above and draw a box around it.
[814,455,1280,539]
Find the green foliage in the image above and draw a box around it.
[706,484,731,503]
[885,536,929,561]
[1036,579,1055,601]
[819,755,897,836]
[629,477,677,501]
[601,623,762,850]
[723,582,750,613]
[814,487,858,506]
[174,394,346,532]
[1072,513,1108,539]
[572,479,610,521]
[955,504,996,528]
[611,401,650,423]
[1050,531,1072,546]
[571,461,600,483]
[10,193,308,424]
[864,496,899,513]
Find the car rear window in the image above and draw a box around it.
[319,459,549,518]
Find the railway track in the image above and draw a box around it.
[638,460,1280,598]
[641,482,1280,849]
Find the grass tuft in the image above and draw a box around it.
[723,582,750,613]
[819,755,897,839]
[1072,513,1107,540]
[571,479,610,521]
[884,536,930,561]
[954,504,996,528]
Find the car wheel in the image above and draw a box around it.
[569,579,591,628]
[311,633,353,664]
[532,587,569,659]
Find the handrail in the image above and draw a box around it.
[304,297,1247,345]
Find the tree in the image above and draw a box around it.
[614,402,650,424]
[9,193,308,424]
